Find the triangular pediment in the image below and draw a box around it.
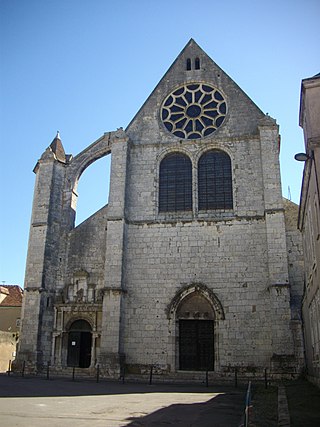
[126,39,265,142]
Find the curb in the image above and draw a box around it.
[278,385,290,426]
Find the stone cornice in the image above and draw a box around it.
[125,214,267,227]
[131,133,261,148]
[25,287,46,293]
[102,287,127,295]
[54,303,102,309]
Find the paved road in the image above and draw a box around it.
[0,374,245,426]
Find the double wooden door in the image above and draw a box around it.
[179,320,214,371]
[67,330,92,368]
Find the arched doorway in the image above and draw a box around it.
[67,319,92,368]
[177,292,215,371]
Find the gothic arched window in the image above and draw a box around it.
[159,153,192,212]
[198,150,233,210]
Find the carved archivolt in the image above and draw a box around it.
[167,283,225,320]
[64,314,95,332]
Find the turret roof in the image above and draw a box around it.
[50,131,66,163]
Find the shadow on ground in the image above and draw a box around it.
[0,373,244,398]
[285,379,320,427]
[0,374,245,427]
[124,393,244,426]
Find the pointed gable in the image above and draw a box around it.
[126,39,265,143]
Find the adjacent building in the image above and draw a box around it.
[298,73,320,387]
[0,285,23,372]
[16,40,304,379]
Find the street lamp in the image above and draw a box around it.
[294,152,311,162]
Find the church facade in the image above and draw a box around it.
[17,40,305,378]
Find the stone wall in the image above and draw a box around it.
[0,331,17,372]
[123,219,274,371]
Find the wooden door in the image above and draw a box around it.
[179,320,214,371]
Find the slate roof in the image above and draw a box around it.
[0,285,23,307]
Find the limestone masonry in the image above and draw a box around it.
[16,39,305,378]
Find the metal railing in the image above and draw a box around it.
[6,360,299,388]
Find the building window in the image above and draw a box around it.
[161,83,227,140]
[159,153,192,212]
[198,150,233,210]
[186,58,200,71]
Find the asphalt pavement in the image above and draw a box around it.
[0,374,245,426]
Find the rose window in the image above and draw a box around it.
[161,83,227,139]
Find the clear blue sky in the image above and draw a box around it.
[1,0,319,287]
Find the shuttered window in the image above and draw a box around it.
[198,150,233,210]
[159,153,192,212]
